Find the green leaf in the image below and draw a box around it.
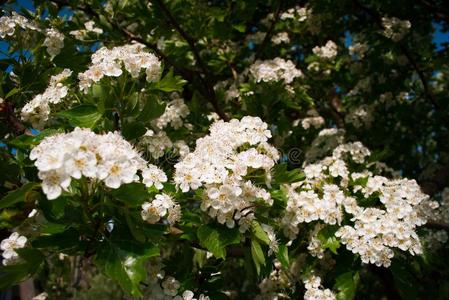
[334,271,360,300]
[58,105,103,128]
[111,183,149,206]
[197,224,240,259]
[8,129,63,149]
[270,186,288,207]
[276,244,289,268]
[152,69,187,92]
[0,182,39,209]
[251,239,266,275]
[391,259,419,300]
[0,248,44,290]
[95,241,159,297]
[121,121,147,140]
[250,221,270,245]
[233,24,246,32]
[272,163,305,184]
[32,227,81,252]
[317,226,341,255]
[5,87,20,99]
[137,95,166,123]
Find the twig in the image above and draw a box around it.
[255,0,283,59]
[150,0,229,120]
[1,100,26,135]
[425,220,449,232]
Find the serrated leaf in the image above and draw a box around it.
[152,69,186,92]
[317,226,341,254]
[197,225,240,259]
[58,105,103,128]
[272,163,305,184]
[32,227,81,252]
[95,241,159,297]
[334,271,360,300]
[0,182,39,209]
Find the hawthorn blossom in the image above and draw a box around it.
[174,116,278,231]
[31,128,166,199]
[1,232,27,266]
[78,43,161,92]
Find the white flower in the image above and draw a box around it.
[141,193,181,225]
[303,275,336,300]
[31,128,167,199]
[382,17,411,41]
[99,161,137,189]
[313,40,338,59]
[43,28,64,57]
[1,232,27,266]
[174,116,278,229]
[78,43,161,92]
[21,69,72,129]
[142,165,167,189]
[39,169,72,200]
[249,58,303,84]
[161,276,180,296]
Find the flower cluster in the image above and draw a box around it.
[21,69,72,129]
[345,105,375,128]
[0,12,38,38]
[303,275,336,300]
[0,13,62,57]
[78,43,161,92]
[382,17,411,41]
[174,116,279,230]
[255,261,292,300]
[249,58,303,84]
[312,40,338,59]
[141,193,181,225]
[301,116,325,130]
[304,128,345,163]
[153,95,190,130]
[417,188,449,247]
[282,141,429,267]
[69,21,103,39]
[140,130,173,159]
[348,42,369,58]
[43,28,64,57]
[145,258,209,300]
[1,232,27,266]
[280,5,311,22]
[271,32,290,45]
[30,128,167,199]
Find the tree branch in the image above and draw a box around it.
[0,100,26,135]
[425,220,449,232]
[255,0,283,59]
[150,0,229,121]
